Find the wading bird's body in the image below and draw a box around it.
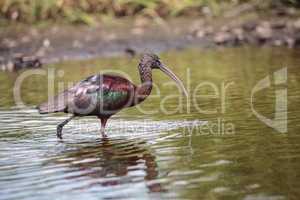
[38,54,187,139]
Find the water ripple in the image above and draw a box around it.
[0,108,206,200]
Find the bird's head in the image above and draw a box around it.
[140,53,188,97]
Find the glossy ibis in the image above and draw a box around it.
[38,54,187,139]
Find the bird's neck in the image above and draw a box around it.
[136,64,152,103]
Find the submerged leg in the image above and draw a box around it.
[57,115,75,139]
[99,117,108,137]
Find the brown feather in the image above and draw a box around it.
[38,91,73,114]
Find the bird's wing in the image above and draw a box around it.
[66,74,136,115]
[66,75,101,114]
[37,75,98,114]
[70,74,100,96]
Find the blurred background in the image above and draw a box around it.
[0,0,299,24]
[1,1,300,200]
[1,0,300,67]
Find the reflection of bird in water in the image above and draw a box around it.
[51,138,165,193]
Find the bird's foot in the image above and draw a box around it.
[101,129,107,138]
[56,125,63,139]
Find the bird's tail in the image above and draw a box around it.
[38,91,71,114]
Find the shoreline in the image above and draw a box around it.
[1,10,300,68]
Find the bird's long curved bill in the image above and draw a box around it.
[160,64,188,97]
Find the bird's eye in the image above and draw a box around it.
[155,60,161,67]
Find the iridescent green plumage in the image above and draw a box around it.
[38,53,187,139]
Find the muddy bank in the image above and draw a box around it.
[0,19,211,66]
[1,10,300,69]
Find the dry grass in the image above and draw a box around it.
[0,0,298,24]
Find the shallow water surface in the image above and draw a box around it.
[0,47,300,200]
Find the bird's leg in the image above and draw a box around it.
[57,115,75,139]
[100,117,108,138]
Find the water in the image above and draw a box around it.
[0,47,300,200]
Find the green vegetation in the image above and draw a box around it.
[0,0,299,24]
